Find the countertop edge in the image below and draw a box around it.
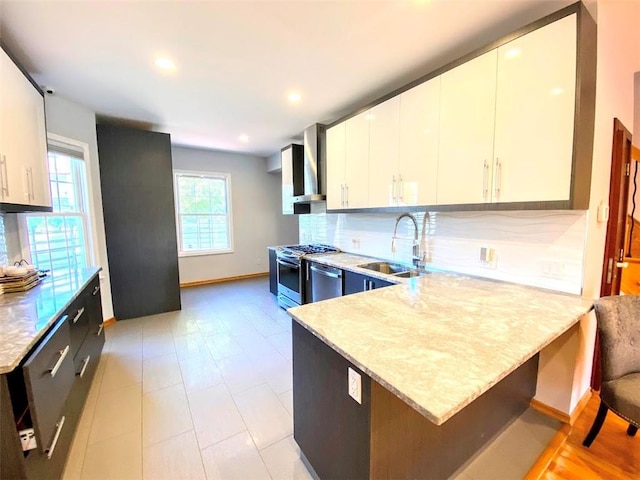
[0,268,101,374]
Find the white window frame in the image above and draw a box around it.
[174,169,234,257]
[19,134,100,271]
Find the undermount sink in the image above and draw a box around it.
[358,261,430,278]
[358,261,408,275]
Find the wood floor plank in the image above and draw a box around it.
[530,393,639,480]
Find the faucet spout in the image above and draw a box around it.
[392,213,420,268]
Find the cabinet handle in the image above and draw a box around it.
[79,355,91,378]
[482,160,489,200]
[1,155,9,197]
[398,175,404,202]
[363,279,368,291]
[92,285,100,296]
[72,307,85,324]
[28,167,35,201]
[45,416,65,460]
[341,184,345,206]
[494,158,502,200]
[96,323,104,337]
[49,345,70,378]
[345,185,349,207]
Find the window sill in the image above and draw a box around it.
[178,249,234,258]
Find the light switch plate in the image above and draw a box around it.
[348,367,362,404]
[19,428,37,451]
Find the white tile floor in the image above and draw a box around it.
[62,277,317,480]
[62,277,558,480]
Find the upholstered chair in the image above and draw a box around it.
[583,295,640,447]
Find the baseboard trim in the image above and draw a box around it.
[530,388,592,426]
[180,272,268,288]
[103,317,116,327]
[530,399,571,424]
[523,423,571,480]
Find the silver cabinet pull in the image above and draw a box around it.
[72,307,85,324]
[363,279,368,291]
[96,323,104,337]
[49,345,70,377]
[92,285,100,296]
[482,160,489,200]
[79,355,91,378]
[392,175,397,202]
[494,158,502,200]
[340,184,345,206]
[345,185,349,207]
[45,416,65,459]
[398,175,404,202]
[28,167,35,202]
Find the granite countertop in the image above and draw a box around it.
[288,262,593,426]
[0,267,101,374]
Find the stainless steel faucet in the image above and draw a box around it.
[392,213,420,268]
[419,212,431,268]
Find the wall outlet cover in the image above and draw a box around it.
[348,367,362,404]
[19,428,37,451]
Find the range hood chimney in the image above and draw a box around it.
[293,124,326,204]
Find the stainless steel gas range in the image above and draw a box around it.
[276,244,340,309]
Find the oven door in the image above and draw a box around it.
[276,256,302,306]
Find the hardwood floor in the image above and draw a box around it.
[537,393,639,479]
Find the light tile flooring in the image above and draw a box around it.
[62,276,558,480]
[62,277,317,480]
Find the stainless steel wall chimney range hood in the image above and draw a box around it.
[293,124,326,204]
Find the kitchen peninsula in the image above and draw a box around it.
[288,266,593,479]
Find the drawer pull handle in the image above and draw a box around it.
[72,307,85,324]
[96,323,104,337]
[45,416,65,459]
[49,345,70,377]
[92,285,100,296]
[79,355,91,378]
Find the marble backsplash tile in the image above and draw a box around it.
[299,209,587,295]
[0,214,8,267]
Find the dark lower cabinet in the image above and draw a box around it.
[343,270,394,295]
[0,276,104,480]
[268,248,277,296]
[292,321,371,480]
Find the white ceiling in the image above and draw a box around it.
[0,0,574,157]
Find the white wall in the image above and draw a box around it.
[172,146,298,284]
[43,95,114,320]
[265,152,281,173]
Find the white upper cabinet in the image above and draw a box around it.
[398,77,440,206]
[493,14,577,203]
[281,146,294,214]
[326,122,346,210]
[437,50,497,205]
[0,47,51,209]
[368,97,400,208]
[344,111,370,209]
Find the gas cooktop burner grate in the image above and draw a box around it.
[280,244,340,256]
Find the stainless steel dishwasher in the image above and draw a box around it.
[310,262,343,302]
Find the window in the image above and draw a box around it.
[174,170,233,255]
[23,142,92,275]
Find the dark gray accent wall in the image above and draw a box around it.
[97,124,181,320]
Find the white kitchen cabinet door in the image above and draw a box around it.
[281,146,294,214]
[493,14,576,203]
[437,50,497,205]
[368,97,400,208]
[399,77,440,206]
[344,111,370,209]
[0,47,51,208]
[326,122,346,210]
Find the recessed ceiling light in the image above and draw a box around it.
[505,48,521,59]
[239,134,249,143]
[550,87,564,96]
[288,92,301,103]
[155,57,176,71]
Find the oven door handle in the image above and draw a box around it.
[276,258,299,269]
[310,265,342,279]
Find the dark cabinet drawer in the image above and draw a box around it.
[68,298,89,367]
[23,317,74,455]
[343,270,394,295]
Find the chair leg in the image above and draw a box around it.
[583,401,609,447]
[628,424,638,437]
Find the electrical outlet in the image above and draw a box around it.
[479,247,497,269]
[541,260,565,278]
[348,367,362,404]
[352,238,360,250]
[19,428,37,451]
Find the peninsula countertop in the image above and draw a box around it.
[0,267,101,374]
[288,264,593,425]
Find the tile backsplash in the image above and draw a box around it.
[299,209,587,294]
[0,214,8,267]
